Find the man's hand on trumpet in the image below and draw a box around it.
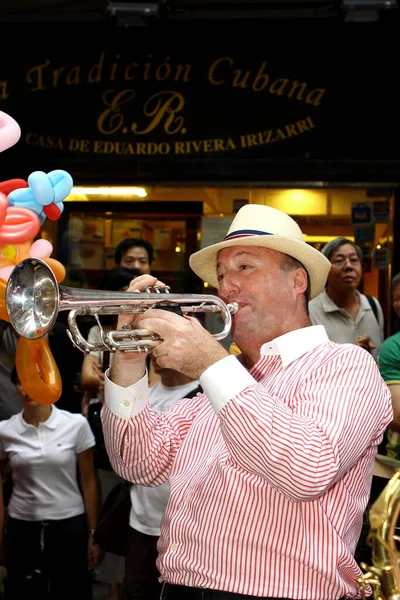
[111,273,229,382]
[139,309,229,380]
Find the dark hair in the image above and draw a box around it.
[114,238,154,265]
[321,237,363,263]
[101,266,141,291]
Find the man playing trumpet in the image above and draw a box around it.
[101,204,392,600]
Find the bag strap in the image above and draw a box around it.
[185,384,203,399]
[366,295,379,323]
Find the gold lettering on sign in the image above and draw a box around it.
[25,132,64,149]
[208,59,326,106]
[89,52,105,83]
[24,53,192,91]
[26,59,50,91]
[0,80,8,100]
[240,116,315,147]
[131,91,185,135]
[174,138,236,154]
[98,89,136,135]
[208,57,233,85]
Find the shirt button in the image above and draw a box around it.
[184,496,190,504]
[171,543,178,552]
[137,394,142,400]
[123,400,130,407]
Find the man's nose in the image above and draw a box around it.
[219,273,240,296]
[343,258,355,268]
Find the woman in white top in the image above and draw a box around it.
[0,368,100,600]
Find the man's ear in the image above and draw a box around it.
[293,267,308,296]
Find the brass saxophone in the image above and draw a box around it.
[358,471,400,600]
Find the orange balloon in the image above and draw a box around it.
[16,337,62,405]
[43,258,66,283]
[14,241,31,255]
[0,257,14,269]
[14,252,31,263]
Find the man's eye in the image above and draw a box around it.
[217,274,224,282]
[239,264,250,270]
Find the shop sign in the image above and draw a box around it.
[372,200,390,224]
[351,203,372,226]
[0,20,397,179]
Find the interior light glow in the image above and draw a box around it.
[70,186,147,197]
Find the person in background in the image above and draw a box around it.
[102,204,391,600]
[81,266,140,600]
[114,238,153,274]
[0,367,99,600]
[378,271,400,455]
[354,271,400,567]
[309,237,384,361]
[122,356,202,600]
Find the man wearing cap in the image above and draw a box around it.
[101,204,392,600]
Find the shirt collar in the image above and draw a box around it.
[18,405,59,430]
[260,325,329,368]
[320,289,363,313]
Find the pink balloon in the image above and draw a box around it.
[0,111,21,153]
[0,265,14,281]
[30,239,53,258]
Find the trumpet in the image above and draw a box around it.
[6,258,239,354]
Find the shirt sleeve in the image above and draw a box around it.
[200,355,255,411]
[75,415,96,453]
[102,369,209,486]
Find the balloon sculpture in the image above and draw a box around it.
[0,110,72,404]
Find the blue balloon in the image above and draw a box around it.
[7,169,73,222]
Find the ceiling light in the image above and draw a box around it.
[69,186,147,198]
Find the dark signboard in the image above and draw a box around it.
[0,18,398,182]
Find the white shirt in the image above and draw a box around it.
[0,406,95,521]
[130,379,201,536]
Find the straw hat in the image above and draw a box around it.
[189,204,331,300]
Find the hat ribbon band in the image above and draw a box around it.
[224,229,274,241]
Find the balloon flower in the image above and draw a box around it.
[0,156,73,404]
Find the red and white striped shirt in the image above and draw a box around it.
[102,325,392,599]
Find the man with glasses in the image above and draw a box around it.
[309,237,384,361]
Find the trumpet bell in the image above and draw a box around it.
[6,257,60,339]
